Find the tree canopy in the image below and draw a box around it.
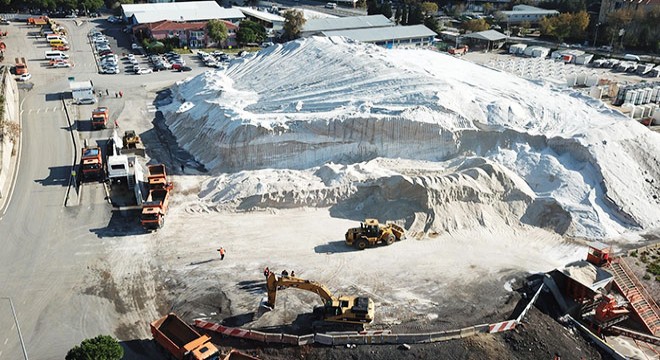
[461,18,490,32]
[66,335,123,360]
[539,11,589,42]
[282,9,306,41]
[236,20,266,45]
[206,19,228,45]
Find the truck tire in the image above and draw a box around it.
[385,233,395,245]
[355,238,368,250]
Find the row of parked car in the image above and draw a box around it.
[91,30,121,74]
[148,52,191,72]
[197,50,230,68]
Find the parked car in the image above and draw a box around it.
[136,68,152,75]
[131,43,141,50]
[16,73,32,81]
[98,50,113,57]
[325,2,337,8]
[177,66,192,72]
[52,61,72,68]
[100,66,119,74]
[107,16,119,23]
[96,45,111,52]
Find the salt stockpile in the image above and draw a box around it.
[160,37,660,240]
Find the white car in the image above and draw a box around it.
[100,66,119,74]
[16,73,32,81]
[136,68,152,75]
[131,43,141,50]
[125,54,135,60]
[52,62,72,68]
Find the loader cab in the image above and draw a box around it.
[363,219,380,238]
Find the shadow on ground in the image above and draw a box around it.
[314,240,355,254]
[90,208,144,238]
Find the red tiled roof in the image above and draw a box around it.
[135,19,238,32]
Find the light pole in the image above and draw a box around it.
[0,297,29,360]
[618,28,625,50]
[592,22,601,47]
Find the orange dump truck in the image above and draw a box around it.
[91,107,109,130]
[142,164,173,230]
[151,313,220,360]
[80,146,103,181]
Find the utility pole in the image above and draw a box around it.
[1,297,29,360]
[592,22,601,47]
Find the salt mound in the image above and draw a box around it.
[161,37,660,240]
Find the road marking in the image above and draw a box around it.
[35,109,40,113]
[3,338,7,345]
[52,106,58,111]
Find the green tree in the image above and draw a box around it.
[282,9,306,41]
[81,0,104,12]
[424,14,441,33]
[421,1,438,16]
[366,0,379,15]
[356,0,366,8]
[380,2,393,18]
[66,335,123,360]
[206,19,228,45]
[236,20,266,45]
[461,18,489,32]
[482,2,494,15]
[394,5,402,24]
[401,5,408,25]
[408,4,424,25]
[520,20,531,36]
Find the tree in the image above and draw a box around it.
[206,19,228,45]
[236,20,266,45]
[519,20,531,36]
[356,0,366,9]
[482,2,494,16]
[408,4,424,25]
[81,0,104,12]
[401,5,408,25]
[421,2,438,16]
[570,11,589,40]
[394,5,402,24]
[461,18,489,32]
[424,14,441,33]
[282,9,306,41]
[366,0,379,15]
[380,2,393,19]
[66,335,123,360]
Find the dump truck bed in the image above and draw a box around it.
[388,223,405,240]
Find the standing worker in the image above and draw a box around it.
[263,267,270,278]
[290,270,295,277]
[217,247,225,260]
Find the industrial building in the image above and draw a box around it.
[121,1,245,25]
[500,5,559,24]
[301,15,394,37]
[322,24,437,48]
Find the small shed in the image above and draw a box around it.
[460,30,507,51]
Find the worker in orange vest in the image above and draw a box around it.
[217,247,225,260]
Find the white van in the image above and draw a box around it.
[623,54,641,62]
[45,51,69,60]
[325,2,337,8]
[46,34,66,41]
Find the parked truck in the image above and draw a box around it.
[80,146,103,181]
[142,164,172,230]
[91,107,109,130]
[14,57,27,75]
[151,313,220,360]
[448,45,469,56]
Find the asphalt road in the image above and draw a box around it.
[0,17,206,359]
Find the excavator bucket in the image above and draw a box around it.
[254,296,272,319]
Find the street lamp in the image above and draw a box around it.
[0,297,29,360]
[618,28,625,50]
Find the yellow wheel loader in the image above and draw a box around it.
[345,219,405,250]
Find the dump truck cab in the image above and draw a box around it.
[80,146,103,181]
[91,107,109,130]
[345,218,405,250]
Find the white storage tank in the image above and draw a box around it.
[576,72,587,86]
[590,86,603,99]
[633,106,644,118]
[575,54,594,65]
[586,74,599,86]
[621,103,635,116]
[509,43,527,55]
[643,88,652,104]
[566,74,577,86]
[531,47,550,58]
[628,90,638,105]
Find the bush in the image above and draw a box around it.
[66,335,123,360]
[643,274,651,280]
[647,262,660,276]
[630,250,638,257]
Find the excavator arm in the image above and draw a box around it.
[266,272,335,308]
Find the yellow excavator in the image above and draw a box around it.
[264,272,375,326]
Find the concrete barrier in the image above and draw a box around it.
[396,333,432,344]
[430,329,461,341]
[489,320,518,333]
[264,333,283,344]
[364,334,383,344]
[298,334,314,345]
[474,324,490,333]
[381,334,399,344]
[245,330,266,342]
[459,326,477,338]
[281,334,299,345]
[314,333,334,346]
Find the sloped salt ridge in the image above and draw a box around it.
[162,37,660,240]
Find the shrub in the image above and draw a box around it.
[66,335,123,360]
